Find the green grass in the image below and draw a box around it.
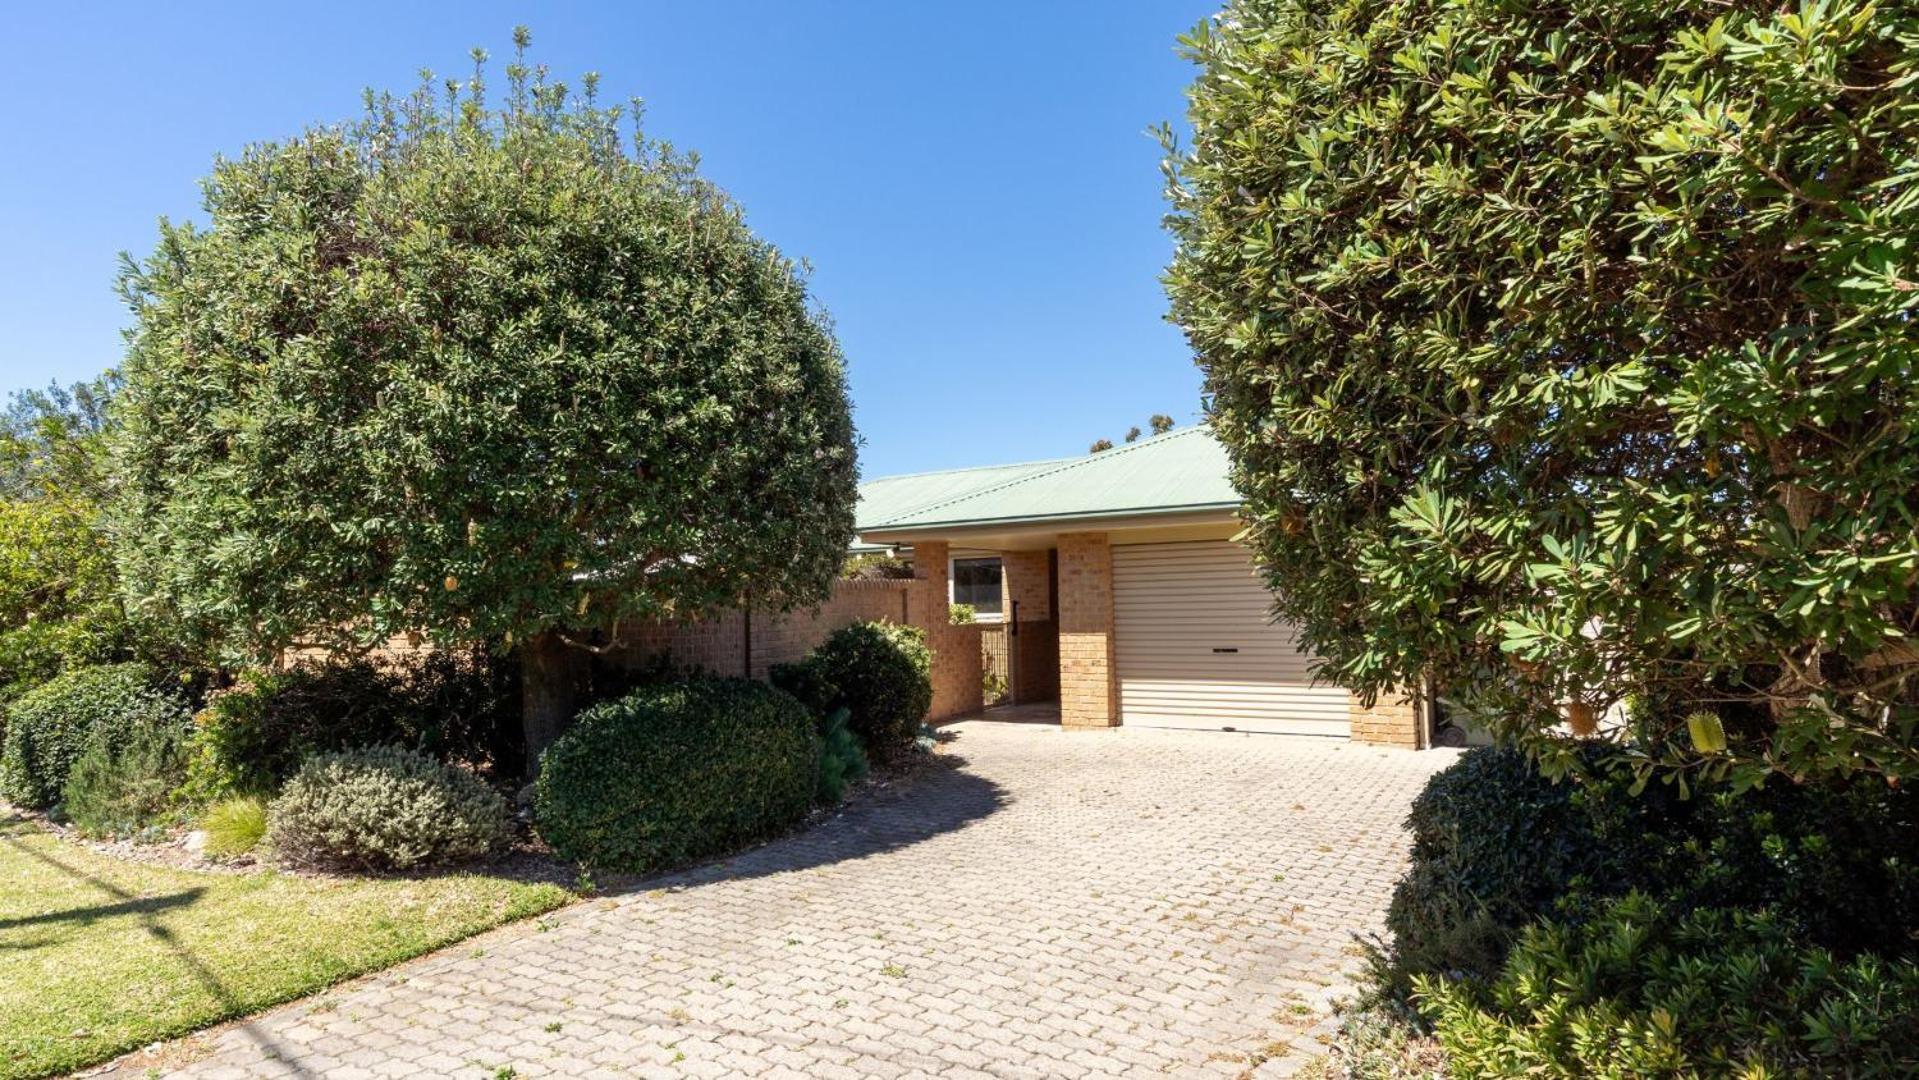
[0,811,571,1080]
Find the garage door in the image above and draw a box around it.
[1112,540,1350,736]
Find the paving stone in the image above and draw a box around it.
[118,723,1451,1078]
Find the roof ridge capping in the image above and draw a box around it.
[866,425,1209,529]
[860,456,1074,484]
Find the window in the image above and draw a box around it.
[950,557,1003,618]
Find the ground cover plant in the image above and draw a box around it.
[0,811,567,1080]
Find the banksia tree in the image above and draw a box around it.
[115,30,857,767]
[1165,1,1919,785]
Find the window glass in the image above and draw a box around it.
[951,557,1003,615]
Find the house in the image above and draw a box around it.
[855,427,1427,748]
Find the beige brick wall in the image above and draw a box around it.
[1002,549,1052,621]
[611,580,912,680]
[1350,689,1421,748]
[1057,531,1117,728]
[901,539,985,722]
[1001,548,1058,704]
[750,581,911,678]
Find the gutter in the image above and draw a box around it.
[858,502,1242,542]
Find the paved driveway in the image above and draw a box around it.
[143,719,1452,1079]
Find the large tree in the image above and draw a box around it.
[115,33,858,765]
[0,377,135,698]
[1165,1,1919,785]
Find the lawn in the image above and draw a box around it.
[0,811,571,1080]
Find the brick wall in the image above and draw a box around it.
[1057,531,1117,728]
[900,539,985,722]
[1002,549,1052,621]
[1350,689,1422,748]
[612,580,912,679]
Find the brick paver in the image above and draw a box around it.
[135,720,1453,1078]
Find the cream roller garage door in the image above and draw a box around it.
[1113,540,1350,736]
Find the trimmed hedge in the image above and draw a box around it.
[535,678,819,872]
[265,746,510,871]
[0,662,188,809]
[771,620,931,759]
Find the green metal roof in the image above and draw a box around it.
[856,427,1239,535]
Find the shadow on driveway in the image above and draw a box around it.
[637,751,1007,892]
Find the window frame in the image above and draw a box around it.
[948,555,1005,623]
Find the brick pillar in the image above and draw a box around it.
[1057,531,1117,728]
[902,539,984,722]
[1350,688,1421,748]
[907,540,950,628]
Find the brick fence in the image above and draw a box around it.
[326,575,985,724]
[610,578,982,723]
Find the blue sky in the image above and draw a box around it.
[1,2,1217,477]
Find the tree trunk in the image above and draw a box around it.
[520,630,580,779]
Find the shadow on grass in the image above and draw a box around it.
[0,814,317,1077]
[0,885,204,933]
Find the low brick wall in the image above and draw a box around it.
[923,621,982,722]
[1350,690,1422,748]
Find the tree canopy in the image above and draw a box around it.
[0,378,133,698]
[1165,1,1919,784]
[114,32,858,752]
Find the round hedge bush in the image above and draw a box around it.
[535,678,820,872]
[772,621,930,759]
[265,745,510,871]
[0,662,188,809]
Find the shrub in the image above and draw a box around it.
[0,497,130,702]
[0,662,187,809]
[816,707,869,805]
[767,657,835,719]
[114,37,857,771]
[947,603,975,625]
[840,551,913,580]
[1418,894,1919,1078]
[1383,747,1919,994]
[62,721,189,837]
[1383,746,1657,986]
[1166,0,1919,785]
[265,746,510,871]
[200,795,268,858]
[773,621,932,760]
[180,650,515,803]
[535,679,819,872]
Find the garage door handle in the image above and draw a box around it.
[1212,647,1238,654]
